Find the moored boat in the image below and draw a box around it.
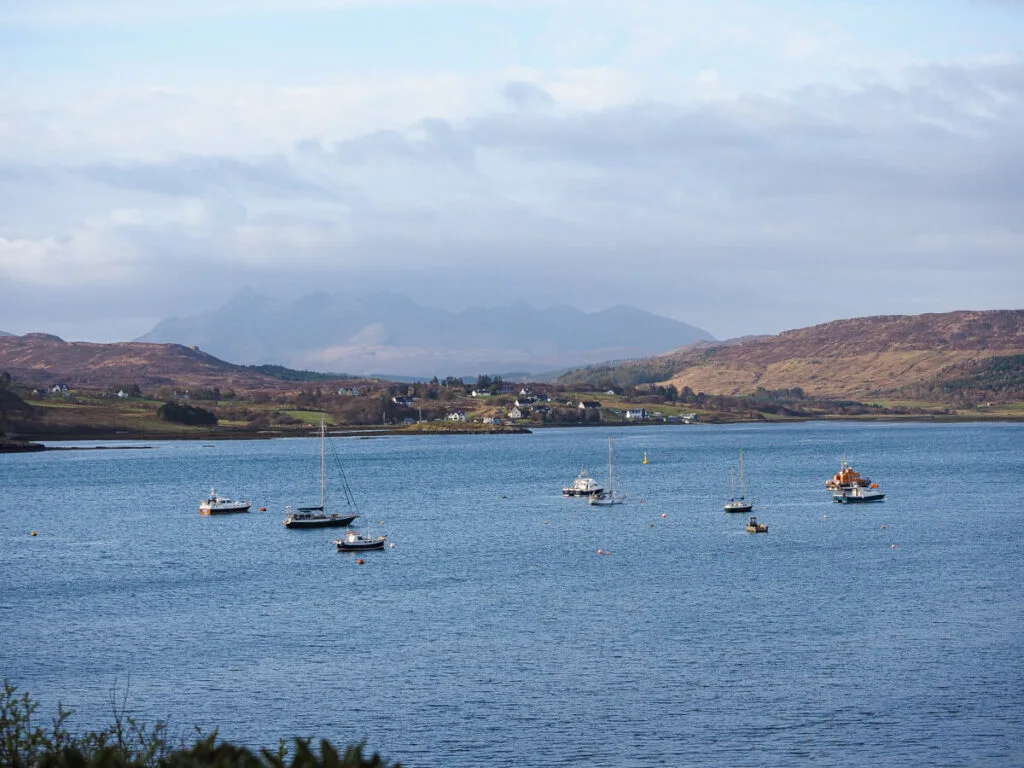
[284,418,360,529]
[335,529,387,551]
[826,455,873,490]
[199,489,251,515]
[832,485,885,504]
[563,470,603,497]
[590,437,626,506]
[745,516,768,533]
[724,449,754,513]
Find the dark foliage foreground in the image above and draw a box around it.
[1,681,397,768]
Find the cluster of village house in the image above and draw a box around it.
[38,384,134,398]
[386,386,701,425]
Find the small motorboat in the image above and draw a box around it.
[335,529,387,552]
[745,516,768,533]
[199,488,251,515]
[832,485,885,504]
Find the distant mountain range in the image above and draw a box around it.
[558,310,1024,401]
[134,290,714,377]
[3,311,1021,403]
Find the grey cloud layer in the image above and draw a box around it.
[1,59,1022,340]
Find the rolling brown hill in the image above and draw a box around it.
[560,310,1024,400]
[0,333,305,391]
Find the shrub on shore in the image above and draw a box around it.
[0,680,396,768]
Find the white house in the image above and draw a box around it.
[446,410,467,421]
[625,408,649,420]
[508,406,528,420]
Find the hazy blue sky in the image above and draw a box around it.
[1,0,1022,342]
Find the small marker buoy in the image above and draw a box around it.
[543,521,549,525]
[597,549,603,554]
[661,513,667,518]
[881,525,886,529]
[260,507,266,512]
[357,558,365,564]
[823,514,828,519]
[389,542,395,548]
[30,531,37,536]
[639,499,644,503]
[650,523,655,527]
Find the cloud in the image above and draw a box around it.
[501,81,556,110]
[1,8,1023,342]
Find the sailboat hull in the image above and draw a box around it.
[284,514,358,529]
[724,501,753,513]
[590,494,625,506]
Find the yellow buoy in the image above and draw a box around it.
[30,531,37,537]
[643,452,648,464]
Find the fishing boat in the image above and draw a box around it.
[199,488,251,515]
[724,449,754,513]
[826,455,873,490]
[746,515,768,533]
[590,436,626,506]
[832,485,885,504]
[284,418,360,529]
[563,470,603,497]
[335,528,387,552]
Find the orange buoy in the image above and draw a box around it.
[260,507,266,512]
[597,549,603,554]
[661,513,667,518]
[357,558,365,564]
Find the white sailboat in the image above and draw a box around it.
[724,448,754,513]
[284,418,360,529]
[590,436,626,506]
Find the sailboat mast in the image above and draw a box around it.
[320,418,326,509]
[608,436,614,495]
[739,448,746,499]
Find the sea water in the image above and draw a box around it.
[1,422,1022,767]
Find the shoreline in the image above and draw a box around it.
[4,411,1022,446]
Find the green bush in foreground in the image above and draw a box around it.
[0,681,397,768]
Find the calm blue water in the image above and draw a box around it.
[1,422,1022,767]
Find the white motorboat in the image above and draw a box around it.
[199,488,251,515]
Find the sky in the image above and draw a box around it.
[1,0,1022,343]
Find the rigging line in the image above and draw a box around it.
[326,430,361,515]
